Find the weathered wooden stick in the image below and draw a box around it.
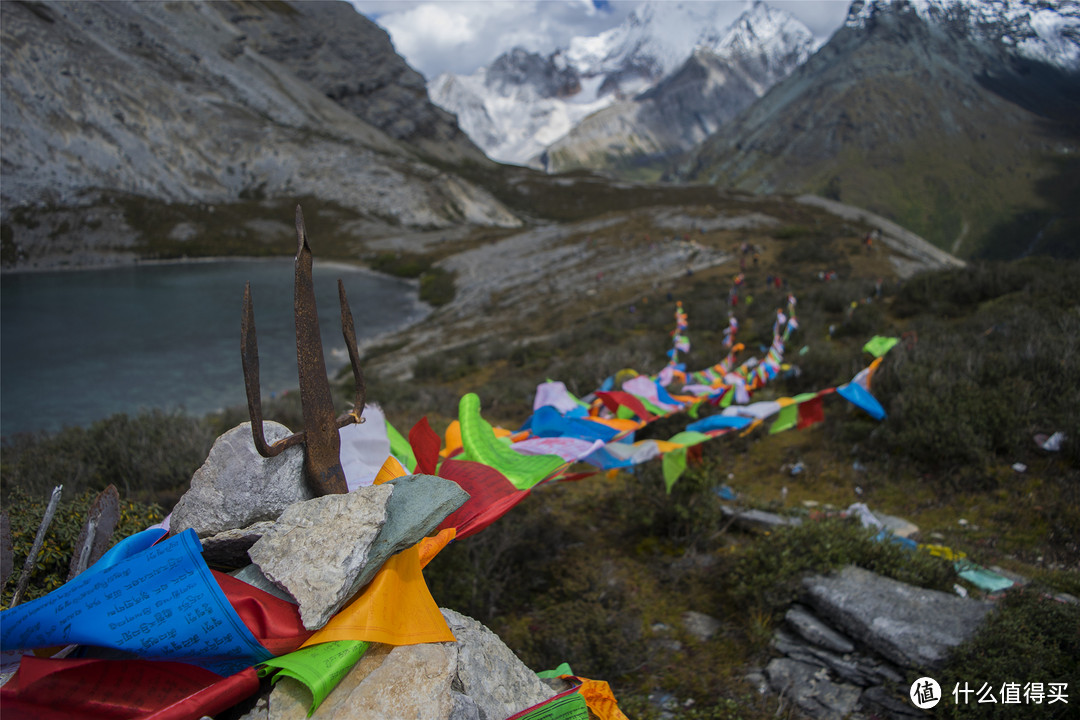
[67,484,120,581]
[9,485,63,608]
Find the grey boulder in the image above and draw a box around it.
[170,422,309,538]
[802,565,992,669]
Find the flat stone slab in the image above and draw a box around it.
[347,474,470,597]
[249,485,394,630]
[721,505,802,532]
[802,566,993,670]
[785,605,855,654]
[765,657,861,720]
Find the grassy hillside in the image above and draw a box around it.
[2,228,1077,717]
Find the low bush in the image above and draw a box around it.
[724,517,957,618]
[2,486,164,606]
[1,410,216,506]
[936,588,1080,719]
[419,268,456,306]
[367,251,431,278]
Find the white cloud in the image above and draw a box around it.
[375,3,478,73]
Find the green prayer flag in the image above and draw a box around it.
[616,405,635,420]
[720,389,735,408]
[688,400,701,419]
[458,393,564,490]
[667,431,711,446]
[536,662,574,679]
[663,448,688,493]
[385,420,417,473]
[258,641,370,716]
[862,336,900,358]
[769,404,799,435]
[955,562,1015,593]
[513,691,590,720]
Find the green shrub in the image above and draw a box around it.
[935,588,1080,719]
[367,251,431,278]
[2,486,164,606]
[1,410,216,506]
[419,268,456,306]
[725,517,957,617]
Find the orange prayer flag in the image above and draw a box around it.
[573,678,629,720]
[300,544,454,648]
[374,455,408,485]
[418,528,456,568]
[441,420,463,458]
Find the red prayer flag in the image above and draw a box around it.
[595,391,655,422]
[0,656,259,720]
[797,396,825,430]
[437,459,529,540]
[408,417,442,476]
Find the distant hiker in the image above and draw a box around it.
[774,275,782,289]
[753,253,759,267]
[766,274,773,287]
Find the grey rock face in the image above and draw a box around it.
[269,643,455,720]
[248,485,393,630]
[1,0,519,270]
[441,608,554,720]
[765,658,862,720]
[170,422,309,539]
[267,609,552,720]
[214,0,486,164]
[802,565,992,670]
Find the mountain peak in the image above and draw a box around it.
[846,0,1080,70]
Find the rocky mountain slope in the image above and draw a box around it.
[0,0,518,269]
[542,1,817,177]
[428,1,816,170]
[680,0,1080,259]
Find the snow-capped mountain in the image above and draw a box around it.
[429,0,818,167]
[847,0,1080,70]
[682,0,1080,259]
[543,0,817,175]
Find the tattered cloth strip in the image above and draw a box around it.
[0,656,260,720]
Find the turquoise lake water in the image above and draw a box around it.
[0,259,426,436]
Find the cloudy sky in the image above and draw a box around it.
[349,1,853,79]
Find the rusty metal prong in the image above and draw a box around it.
[337,279,366,425]
[293,205,348,495]
[242,281,297,457]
